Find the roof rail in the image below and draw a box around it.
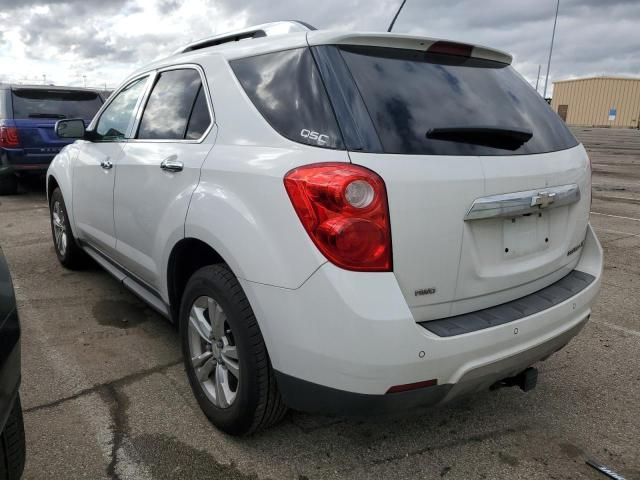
[174,20,316,55]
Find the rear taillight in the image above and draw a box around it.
[0,127,20,148]
[284,163,392,272]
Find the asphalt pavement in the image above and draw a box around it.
[0,127,638,479]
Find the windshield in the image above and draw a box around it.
[11,89,103,121]
[338,45,577,156]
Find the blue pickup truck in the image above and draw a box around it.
[0,84,105,195]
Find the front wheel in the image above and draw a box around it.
[179,264,287,435]
[49,188,86,269]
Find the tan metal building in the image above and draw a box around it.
[551,76,640,128]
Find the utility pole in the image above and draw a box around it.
[535,64,542,93]
[42,74,46,85]
[543,0,560,100]
[82,75,87,87]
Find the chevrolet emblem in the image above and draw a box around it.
[530,191,557,208]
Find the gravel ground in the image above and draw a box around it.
[0,127,638,479]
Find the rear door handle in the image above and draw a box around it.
[100,159,113,170]
[160,157,183,172]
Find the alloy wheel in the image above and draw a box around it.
[52,200,68,257]
[187,296,240,408]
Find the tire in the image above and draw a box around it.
[49,188,86,269]
[179,264,287,435]
[0,175,18,196]
[0,395,26,480]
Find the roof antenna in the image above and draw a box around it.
[387,0,408,32]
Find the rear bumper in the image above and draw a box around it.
[1,148,54,175]
[241,224,602,414]
[275,315,587,415]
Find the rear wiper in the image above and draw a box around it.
[426,126,533,151]
[27,113,66,119]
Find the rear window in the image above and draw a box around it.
[11,89,103,121]
[338,46,577,156]
[231,48,344,149]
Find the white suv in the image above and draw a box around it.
[47,21,602,435]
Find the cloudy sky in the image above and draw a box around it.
[1,0,638,96]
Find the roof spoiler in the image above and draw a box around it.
[173,21,316,55]
[307,32,513,65]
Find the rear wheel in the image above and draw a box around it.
[0,175,18,196]
[0,395,26,480]
[50,188,86,269]
[180,264,287,435]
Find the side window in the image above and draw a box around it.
[185,86,211,139]
[137,69,210,140]
[95,77,148,141]
[230,48,344,149]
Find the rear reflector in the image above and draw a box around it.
[427,41,473,58]
[0,127,20,148]
[386,379,438,394]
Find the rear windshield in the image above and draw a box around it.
[11,89,103,121]
[338,46,577,156]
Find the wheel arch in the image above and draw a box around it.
[166,237,227,322]
[46,174,59,205]
[46,145,78,226]
[165,237,281,387]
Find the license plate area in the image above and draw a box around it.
[503,212,550,258]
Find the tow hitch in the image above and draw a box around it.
[491,367,538,392]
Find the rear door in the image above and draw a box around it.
[328,45,588,321]
[10,88,103,166]
[73,76,150,254]
[113,66,215,290]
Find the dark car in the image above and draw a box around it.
[0,247,24,479]
[0,84,104,195]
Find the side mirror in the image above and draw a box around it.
[55,119,86,139]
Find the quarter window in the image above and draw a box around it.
[137,69,211,140]
[231,48,344,149]
[95,76,148,141]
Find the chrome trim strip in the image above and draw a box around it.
[127,63,215,144]
[464,184,580,221]
[128,71,157,139]
[90,63,215,145]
